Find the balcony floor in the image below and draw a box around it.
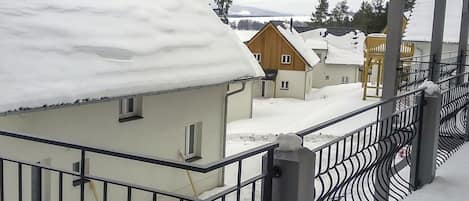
[405,144,469,201]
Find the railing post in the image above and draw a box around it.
[457,0,469,84]
[381,0,405,116]
[263,147,315,201]
[429,0,447,82]
[261,150,274,201]
[410,91,441,190]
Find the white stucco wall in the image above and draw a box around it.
[227,81,253,122]
[275,70,307,99]
[311,63,360,88]
[0,85,228,201]
[252,80,275,98]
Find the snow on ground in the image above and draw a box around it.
[228,83,377,139]
[200,83,379,200]
[405,144,469,201]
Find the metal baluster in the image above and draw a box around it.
[103,182,107,201]
[31,166,42,201]
[251,182,256,201]
[127,187,132,201]
[0,159,3,201]
[18,164,22,201]
[59,173,63,201]
[80,150,85,201]
[237,160,242,201]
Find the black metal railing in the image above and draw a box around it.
[298,89,426,201]
[436,72,469,167]
[0,130,278,201]
[398,51,461,93]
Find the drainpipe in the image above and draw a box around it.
[220,80,247,185]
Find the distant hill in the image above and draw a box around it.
[228,5,291,17]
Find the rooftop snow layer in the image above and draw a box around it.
[0,1,264,114]
[300,29,365,65]
[235,30,258,42]
[405,0,464,43]
[276,26,320,67]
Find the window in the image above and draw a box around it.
[253,53,262,62]
[119,96,142,122]
[280,81,289,90]
[342,76,350,84]
[281,54,291,64]
[185,122,202,161]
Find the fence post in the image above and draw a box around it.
[457,0,469,84]
[262,147,315,201]
[429,0,447,82]
[410,91,441,190]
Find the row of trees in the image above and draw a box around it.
[311,0,416,33]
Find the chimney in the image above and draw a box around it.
[290,18,293,32]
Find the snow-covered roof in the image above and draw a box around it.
[235,30,258,42]
[0,1,264,115]
[300,29,365,65]
[301,29,329,50]
[276,25,320,67]
[405,0,464,43]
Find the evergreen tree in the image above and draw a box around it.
[328,0,352,26]
[405,0,416,12]
[311,0,329,25]
[351,1,374,32]
[213,0,232,24]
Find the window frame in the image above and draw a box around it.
[280,81,289,90]
[185,122,202,161]
[281,54,292,64]
[253,53,262,62]
[119,96,142,122]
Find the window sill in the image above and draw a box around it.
[119,116,143,123]
[280,88,289,90]
[185,156,202,163]
[72,178,90,187]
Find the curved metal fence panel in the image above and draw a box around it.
[299,90,425,201]
[436,74,469,167]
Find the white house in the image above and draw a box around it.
[299,28,365,88]
[405,0,468,56]
[245,21,320,100]
[0,1,263,201]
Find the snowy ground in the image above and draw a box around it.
[405,144,469,201]
[200,83,379,200]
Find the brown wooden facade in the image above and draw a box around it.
[247,23,307,71]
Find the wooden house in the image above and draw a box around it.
[245,21,320,100]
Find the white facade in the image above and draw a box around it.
[227,81,254,122]
[310,63,360,88]
[0,85,228,201]
[310,49,361,88]
[253,69,313,100]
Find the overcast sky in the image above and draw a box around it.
[233,0,371,16]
